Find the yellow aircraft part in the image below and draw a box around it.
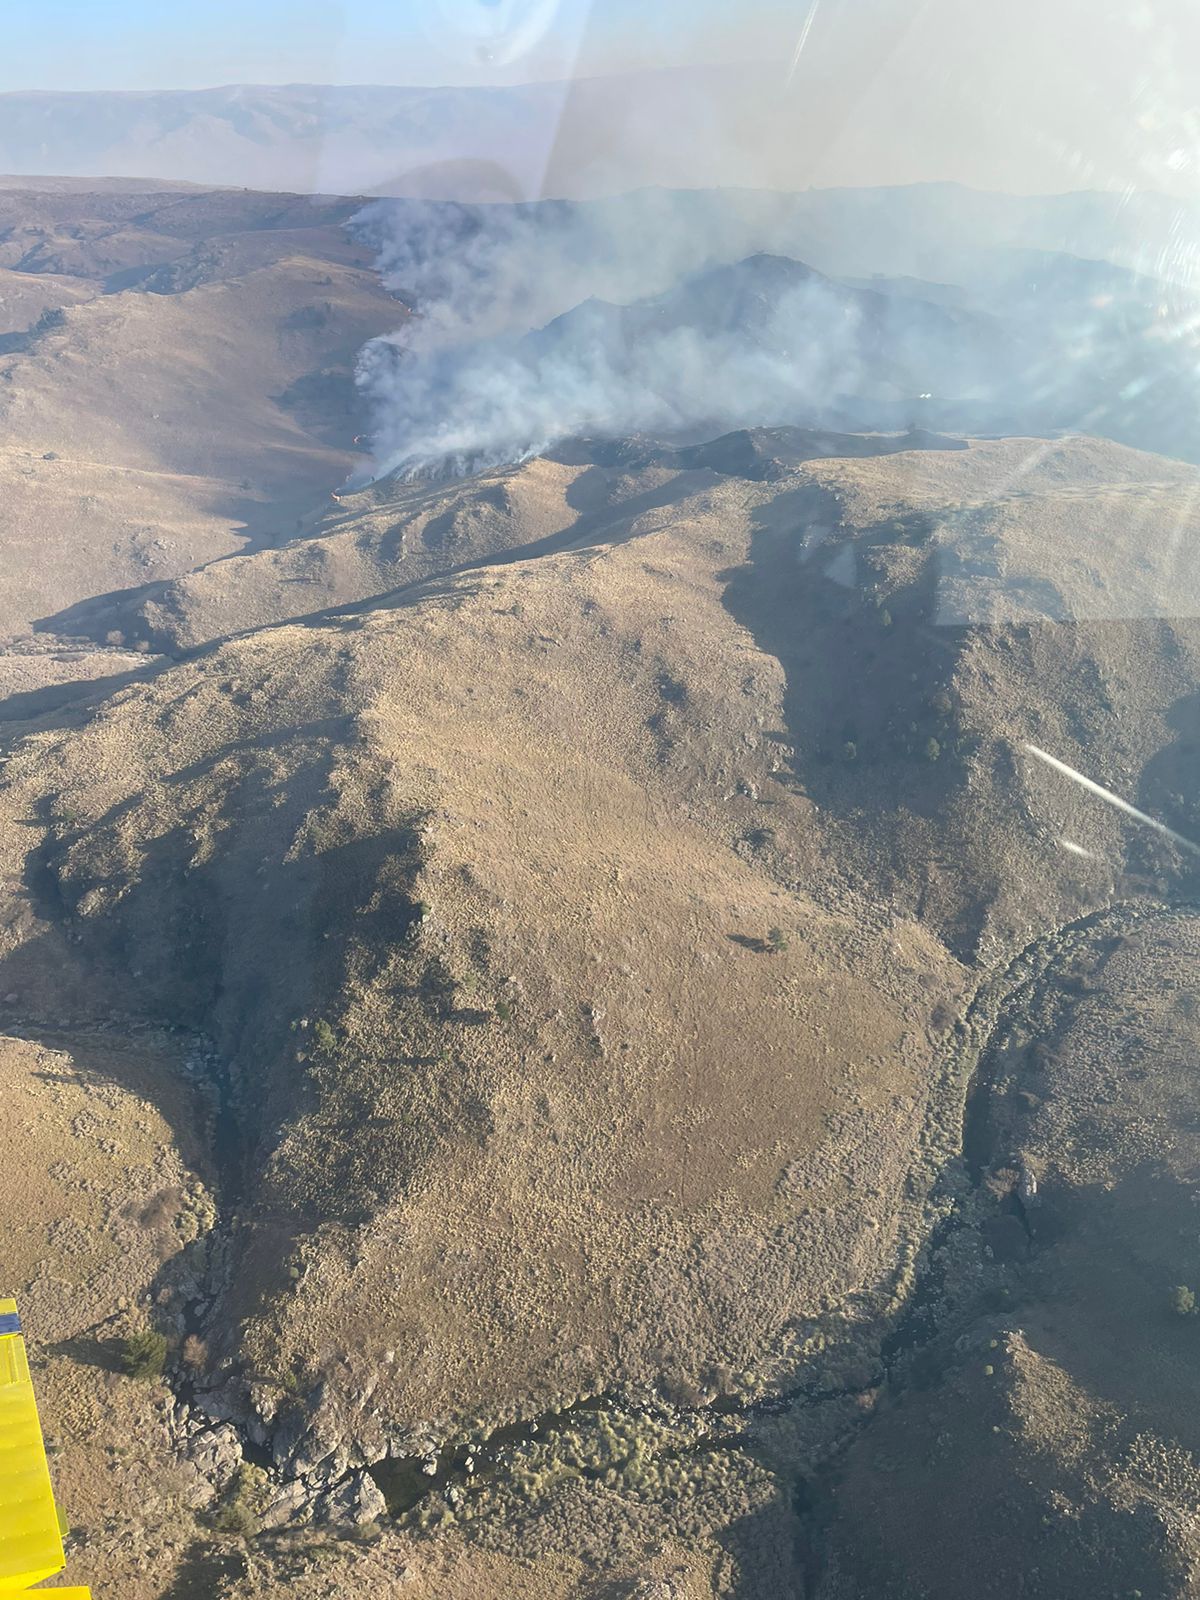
[0,1299,91,1595]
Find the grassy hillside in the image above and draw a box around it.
[5,418,1200,1591]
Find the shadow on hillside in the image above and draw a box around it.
[820,1157,1200,1599]
[0,716,484,1353]
[719,473,967,822]
[1137,678,1200,895]
[0,660,164,726]
[30,485,325,649]
[44,1331,128,1375]
[1017,1156,1200,1457]
[159,1540,248,1599]
[715,1482,810,1598]
[30,576,173,648]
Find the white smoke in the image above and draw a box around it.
[348,187,1200,484]
[352,191,790,348]
[349,193,882,479]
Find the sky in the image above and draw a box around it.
[0,0,1199,200]
[0,0,752,91]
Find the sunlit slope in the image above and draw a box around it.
[0,266,94,334]
[63,425,1200,962]
[0,437,964,1449]
[68,429,969,653]
[0,450,270,640]
[89,451,715,651]
[0,209,400,646]
[3,427,1200,1590]
[0,185,364,281]
[72,426,1200,661]
[0,255,395,486]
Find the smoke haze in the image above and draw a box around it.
[351,192,877,478]
[351,187,1200,482]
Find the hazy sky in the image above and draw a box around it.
[2,0,1200,199]
[1,0,738,90]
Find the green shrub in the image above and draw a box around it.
[312,1018,336,1054]
[212,1495,258,1538]
[1170,1285,1196,1317]
[211,1464,262,1538]
[924,737,941,762]
[766,927,789,955]
[119,1329,168,1380]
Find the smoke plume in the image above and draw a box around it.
[350,192,881,479]
[350,188,1200,484]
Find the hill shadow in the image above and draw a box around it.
[719,471,970,822]
[1137,677,1200,893]
[159,1540,247,1598]
[30,482,333,648]
[0,660,163,726]
[0,715,494,1353]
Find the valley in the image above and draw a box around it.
[2,180,1200,1598]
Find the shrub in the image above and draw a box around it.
[924,737,941,762]
[766,927,789,955]
[119,1329,168,1380]
[180,1334,208,1373]
[1170,1285,1196,1317]
[841,740,857,763]
[312,1018,336,1055]
[211,1464,262,1538]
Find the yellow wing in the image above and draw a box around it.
[0,1299,91,1596]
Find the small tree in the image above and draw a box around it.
[1170,1285,1196,1318]
[119,1328,168,1380]
[924,737,941,763]
[181,1334,208,1373]
[211,1465,261,1538]
[766,927,789,955]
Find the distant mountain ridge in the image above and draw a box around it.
[1,76,1200,259]
[0,80,579,198]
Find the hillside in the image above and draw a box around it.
[4,413,1200,1592]
[4,179,1200,1597]
[0,186,401,693]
